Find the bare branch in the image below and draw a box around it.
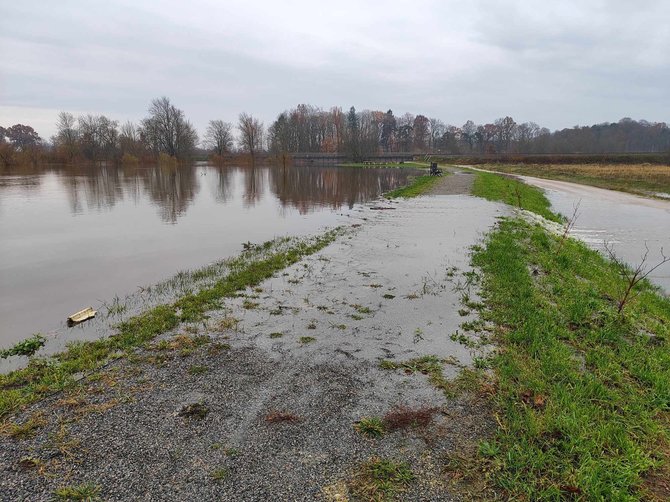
[556,199,581,253]
[604,240,670,313]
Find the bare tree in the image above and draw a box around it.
[77,114,118,162]
[238,113,264,162]
[413,115,430,151]
[55,112,79,161]
[119,121,140,156]
[494,116,517,153]
[141,97,197,159]
[428,118,445,151]
[204,120,234,156]
[460,120,477,152]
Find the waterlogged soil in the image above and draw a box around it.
[0,185,509,500]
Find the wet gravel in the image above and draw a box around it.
[425,168,474,196]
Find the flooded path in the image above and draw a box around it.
[0,163,420,347]
[1,189,509,500]
[518,175,670,293]
[229,194,510,366]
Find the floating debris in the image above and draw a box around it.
[67,307,97,326]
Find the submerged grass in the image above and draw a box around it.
[471,214,670,498]
[0,228,343,420]
[385,174,443,198]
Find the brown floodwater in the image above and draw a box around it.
[0,162,420,350]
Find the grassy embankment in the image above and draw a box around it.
[471,171,562,222]
[476,163,670,198]
[0,230,342,421]
[460,171,670,499]
[384,173,444,198]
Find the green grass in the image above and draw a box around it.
[54,483,101,501]
[187,365,208,376]
[471,217,670,500]
[210,468,228,481]
[0,229,343,420]
[471,171,562,222]
[385,174,443,198]
[349,458,414,501]
[354,417,386,438]
[0,334,46,359]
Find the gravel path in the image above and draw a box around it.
[1,193,508,501]
[425,168,474,196]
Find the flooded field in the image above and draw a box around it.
[519,176,670,293]
[0,162,419,348]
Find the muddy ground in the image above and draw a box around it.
[1,173,509,501]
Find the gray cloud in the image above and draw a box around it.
[1,0,668,139]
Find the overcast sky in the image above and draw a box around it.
[1,0,669,139]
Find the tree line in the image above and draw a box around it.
[267,106,670,159]
[1,97,669,167]
[0,97,263,166]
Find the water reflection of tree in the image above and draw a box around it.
[1,163,201,223]
[241,164,266,208]
[46,164,123,215]
[140,164,199,223]
[213,166,236,203]
[1,163,414,221]
[55,164,199,222]
[268,165,412,214]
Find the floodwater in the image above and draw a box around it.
[0,162,420,349]
[232,195,511,367]
[519,176,670,293]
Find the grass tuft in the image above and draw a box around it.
[54,483,101,501]
[210,468,227,482]
[354,417,386,438]
[349,458,414,501]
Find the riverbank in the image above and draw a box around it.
[2,170,669,500]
